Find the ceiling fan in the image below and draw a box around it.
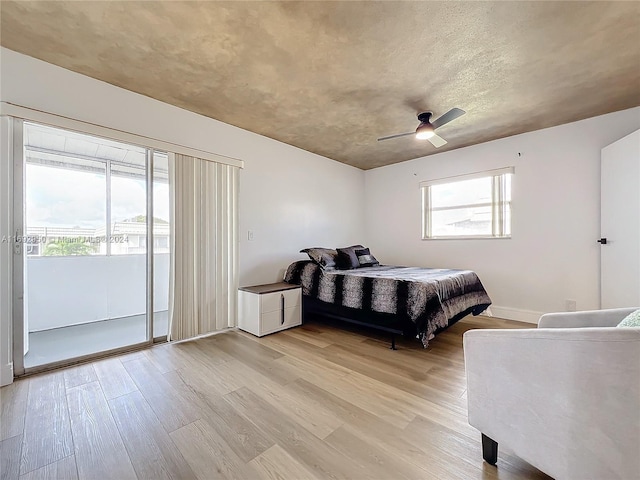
[377,107,466,148]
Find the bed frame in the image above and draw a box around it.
[302,296,478,349]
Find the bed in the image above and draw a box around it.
[284,256,492,348]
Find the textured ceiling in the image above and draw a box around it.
[1,1,639,170]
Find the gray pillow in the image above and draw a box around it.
[617,309,640,327]
[300,247,338,269]
[355,247,379,267]
[336,245,364,270]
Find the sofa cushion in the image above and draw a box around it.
[617,309,640,327]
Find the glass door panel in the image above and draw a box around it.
[21,122,150,368]
[108,150,148,347]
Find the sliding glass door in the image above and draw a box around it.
[13,120,170,373]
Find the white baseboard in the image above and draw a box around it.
[0,362,13,387]
[487,306,543,324]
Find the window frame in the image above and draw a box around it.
[420,167,513,240]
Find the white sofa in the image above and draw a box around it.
[463,308,640,480]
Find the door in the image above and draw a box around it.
[601,129,640,308]
[12,120,171,373]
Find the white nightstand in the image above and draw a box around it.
[238,282,302,336]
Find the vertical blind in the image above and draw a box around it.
[168,153,239,341]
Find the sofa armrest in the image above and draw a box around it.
[463,327,640,479]
[538,307,637,328]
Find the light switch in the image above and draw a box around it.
[247,230,254,241]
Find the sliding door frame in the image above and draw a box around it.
[146,149,155,343]
[11,118,25,377]
[10,117,167,377]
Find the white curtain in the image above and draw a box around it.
[167,153,239,341]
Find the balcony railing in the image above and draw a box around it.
[26,253,169,331]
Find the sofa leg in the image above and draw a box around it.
[481,433,498,465]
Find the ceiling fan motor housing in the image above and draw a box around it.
[417,112,433,124]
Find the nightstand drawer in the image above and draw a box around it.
[260,304,301,335]
[261,288,301,313]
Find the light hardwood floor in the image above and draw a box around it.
[1,316,551,480]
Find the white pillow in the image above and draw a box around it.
[617,309,640,327]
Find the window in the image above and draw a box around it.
[23,122,169,256]
[421,167,513,239]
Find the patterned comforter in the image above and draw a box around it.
[284,261,492,346]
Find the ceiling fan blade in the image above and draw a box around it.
[431,108,466,130]
[377,131,415,142]
[428,134,447,148]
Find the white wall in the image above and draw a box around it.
[0,47,365,384]
[238,141,364,284]
[365,107,640,322]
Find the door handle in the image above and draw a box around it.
[13,229,22,255]
[597,238,608,245]
[281,293,285,325]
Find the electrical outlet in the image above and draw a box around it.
[247,230,254,241]
[565,299,577,312]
